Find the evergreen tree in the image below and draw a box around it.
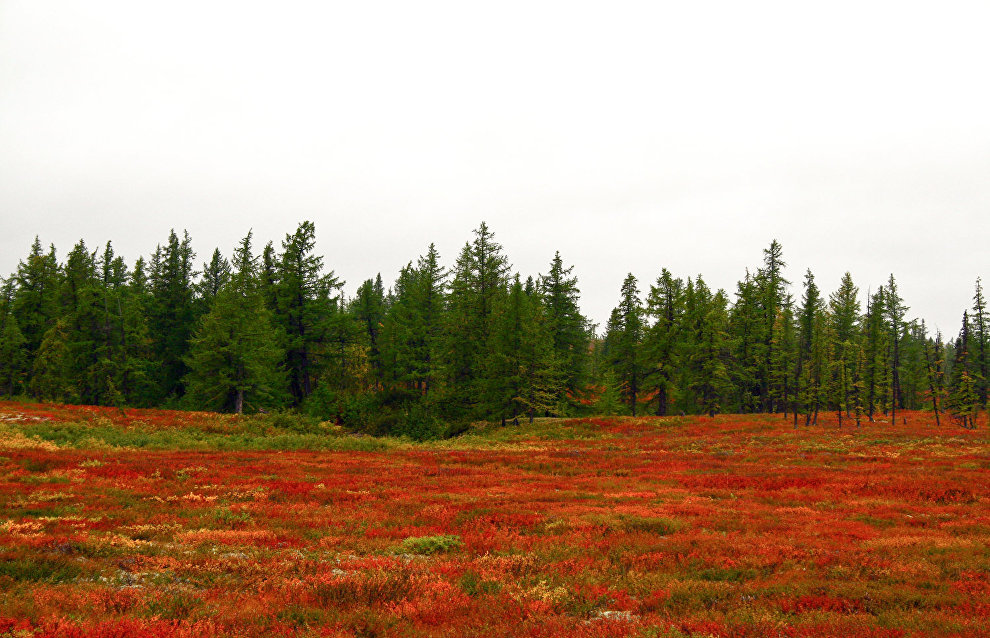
[922,322,945,426]
[863,287,890,421]
[443,223,510,418]
[948,311,979,428]
[829,272,860,417]
[148,230,197,402]
[885,275,908,422]
[410,244,447,396]
[274,221,342,405]
[184,231,287,414]
[12,238,60,358]
[794,270,823,427]
[972,278,988,408]
[595,368,623,416]
[58,240,105,404]
[728,271,762,413]
[690,283,730,418]
[352,274,387,390]
[0,316,27,396]
[644,268,684,416]
[30,318,72,401]
[539,252,589,401]
[382,244,447,397]
[197,248,231,312]
[852,340,866,427]
[756,240,788,412]
[769,295,796,418]
[608,274,645,416]
[120,257,157,405]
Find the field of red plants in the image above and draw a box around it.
[1,401,988,637]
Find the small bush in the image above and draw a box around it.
[398,534,463,555]
[0,556,82,583]
[623,516,683,535]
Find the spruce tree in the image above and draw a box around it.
[540,251,589,402]
[691,284,730,418]
[972,278,988,408]
[794,270,823,427]
[12,238,60,359]
[948,311,979,428]
[443,223,510,418]
[274,221,342,405]
[382,244,447,397]
[31,318,72,402]
[757,240,788,412]
[197,248,231,312]
[863,287,890,421]
[609,274,645,416]
[352,275,387,390]
[728,271,762,413]
[770,295,796,418]
[829,272,860,416]
[644,268,684,416]
[148,230,197,401]
[184,231,287,414]
[0,316,27,396]
[922,322,945,426]
[885,275,908,422]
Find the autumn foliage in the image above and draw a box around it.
[1,401,988,636]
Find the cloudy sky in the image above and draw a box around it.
[1,1,988,334]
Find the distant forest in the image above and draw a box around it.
[0,221,985,437]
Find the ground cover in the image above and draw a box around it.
[1,401,988,637]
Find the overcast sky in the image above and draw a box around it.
[1,1,988,335]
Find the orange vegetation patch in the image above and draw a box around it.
[1,407,989,637]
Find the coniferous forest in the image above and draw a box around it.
[0,221,985,437]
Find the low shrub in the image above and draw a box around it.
[398,534,463,555]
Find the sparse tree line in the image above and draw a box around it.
[0,223,985,436]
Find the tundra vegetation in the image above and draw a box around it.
[0,402,987,636]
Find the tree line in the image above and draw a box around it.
[0,223,985,436]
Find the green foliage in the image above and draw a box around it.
[183,231,288,413]
[398,534,463,555]
[0,314,28,395]
[0,556,83,583]
[0,227,974,429]
[605,273,646,416]
[148,230,197,402]
[273,221,343,405]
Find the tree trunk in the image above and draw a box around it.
[235,389,244,415]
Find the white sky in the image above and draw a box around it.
[1,1,988,336]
